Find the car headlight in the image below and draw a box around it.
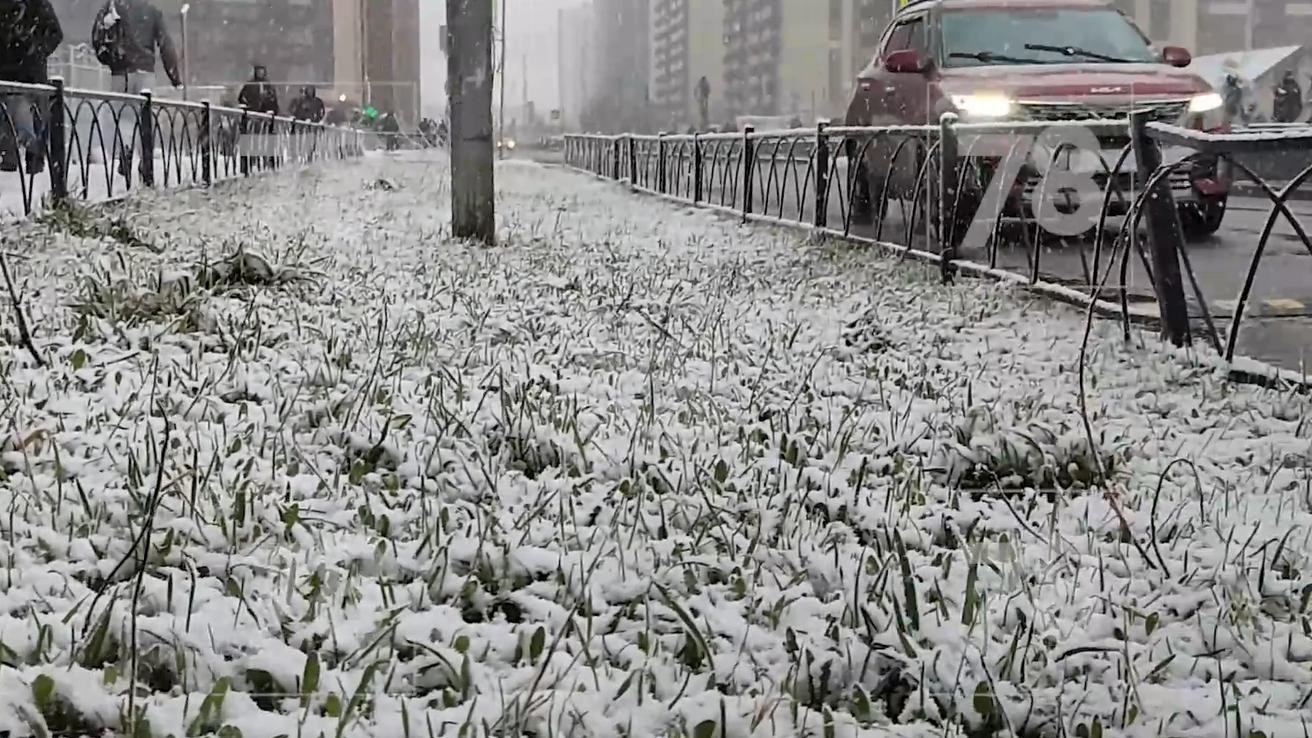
[951,94,1014,119]
[506,140,516,150]
[1188,92,1223,113]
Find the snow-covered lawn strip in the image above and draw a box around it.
[0,151,1309,738]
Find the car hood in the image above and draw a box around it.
[939,63,1212,100]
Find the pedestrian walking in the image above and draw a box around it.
[1221,73,1246,125]
[289,85,325,123]
[1273,70,1303,123]
[92,0,181,181]
[0,0,63,174]
[380,112,400,151]
[237,64,279,171]
[287,86,324,161]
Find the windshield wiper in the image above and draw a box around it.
[1023,44,1137,63]
[948,51,1055,65]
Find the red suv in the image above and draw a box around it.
[845,0,1229,239]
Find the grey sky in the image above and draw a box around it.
[421,0,579,118]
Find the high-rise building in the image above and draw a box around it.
[1114,0,1312,55]
[723,0,867,122]
[584,0,651,132]
[331,0,421,125]
[558,2,597,129]
[650,0,725,130]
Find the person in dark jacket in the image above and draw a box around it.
[380,112,401,151]
[93,0,180,179]
[0,0,63,173]
[1273,71,1303,123]
[289,86,325,123]
[237,64,279,171]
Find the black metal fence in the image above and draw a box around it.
[1,78,366,219]
[566,115,1312,375]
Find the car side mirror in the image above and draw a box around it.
[1161,46,1192,68]
[884,50,927,74]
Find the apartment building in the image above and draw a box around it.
[724,0,882,122]
[1114,0,1312,55]
[332,0,421,125]
[558,3,598,129]
[650,0,725,129]
[582,0,651,132]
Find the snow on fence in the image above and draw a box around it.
[0,78,369,220]
[566,114,1312,383]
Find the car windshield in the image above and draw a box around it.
[941,8,1157,67]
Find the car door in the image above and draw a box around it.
[877,13,931,194]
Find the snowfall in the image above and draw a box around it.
[0,151,1308,738]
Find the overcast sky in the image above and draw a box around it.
[421,0,579,118]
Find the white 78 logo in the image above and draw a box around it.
[957,125,1111,251]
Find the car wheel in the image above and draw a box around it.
[1179,197,1226,240]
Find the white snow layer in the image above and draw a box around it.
[0,151,1308,738]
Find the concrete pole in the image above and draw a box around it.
[1244,0,1255,50]
[497,0,508,158]
[180,5,190,101]
[447,0,496,244]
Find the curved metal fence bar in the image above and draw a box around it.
[566,117,1312,377]
[1,77,371,219]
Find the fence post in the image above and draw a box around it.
[1130,110,1192,347]
[742,125,755,219]
[612,137,620,179]
[693,132,703,203]
[657,133,667,194]
[815,122,829,228]
[139,91,155,187]
[938,112,960,283]
[48,77,68,203]
[201,101,213,185]
[628,134,638,188]
[239,107,250,176]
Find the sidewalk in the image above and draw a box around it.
[1232,179,1312,200]
[0,152,1307,738]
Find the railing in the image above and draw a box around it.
[565,115,1312,379]
[1,77,367,218]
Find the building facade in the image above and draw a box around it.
[331,0,421,125]
[558,2,597,129]
[724,0,872,123]
[1115,0,1312,55]
[582,0,651,132]
[650,0,725,130]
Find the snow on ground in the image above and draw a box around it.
[0,151,1309,738]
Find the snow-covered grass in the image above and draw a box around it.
[0,151,1309,738]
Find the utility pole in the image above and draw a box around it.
[447,0,496,244]
[1244,0,1256,50]
[497,0,508,159]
